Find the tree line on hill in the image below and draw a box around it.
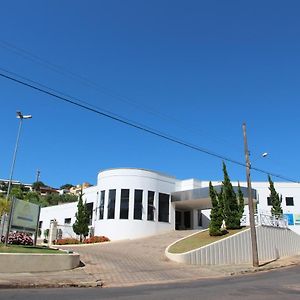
[0,181,78,217]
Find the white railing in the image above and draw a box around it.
[241,213,288,229]
[56,224,78,240]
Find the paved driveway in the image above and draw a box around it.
[64,230,222,287]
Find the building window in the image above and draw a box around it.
[120,189,130,219]
[64,218,71,225]
[147,191,155,221]
[99,190,105,219]
[107,189,116,219]
[158,193,169,222]
[85,202,93,225]
[134,189,143,220]
[38,221,43,229]
[286,197,294,206]
[197,210,202,227]
[267,197,272,206]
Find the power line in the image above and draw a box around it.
[0,68,299,184]
[0,40,244,153]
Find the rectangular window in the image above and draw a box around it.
[120,189,130,219]
[197,210,202,227]
[158,193,169,222]
[99,190,105,219]
[85,202,93,225]
[107,189,116,219]
[134,189,143,220]
[267,197,272,206]
[64,218,71,225]
[38,221,43,229]
[286,197,294,206]
[147,191,155,221]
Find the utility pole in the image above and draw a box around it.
[242,122,259,267]
[36,169,40,183]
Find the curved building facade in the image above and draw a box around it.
[92,168,177,240]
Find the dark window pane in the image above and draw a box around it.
[147,191,155,221]
[159,193,169,222]
[267,197,272,206]
[64,218,71,224]
[120,189,130,219]
[85,202,93,225]
[99,190,105,219]
[134,190,143,220]
[108,189,116,219]
[198,210,202,227]
[286,197,294,206]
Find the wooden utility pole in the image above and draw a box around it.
[242,122,259,267]
[36,169,40,183]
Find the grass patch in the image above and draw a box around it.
[0,244,66,254]
[168,227,248,254]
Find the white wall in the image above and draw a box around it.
[166,226,300,265]
[92,168,177,240]
[39,202,77,238]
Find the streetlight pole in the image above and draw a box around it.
[6,111,32,200]
[5,111,32,246]
[242,122,259,267]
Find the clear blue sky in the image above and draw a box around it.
[1,1,300,187]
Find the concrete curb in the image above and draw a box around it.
[0,279,103,289]
[0,260,299,289]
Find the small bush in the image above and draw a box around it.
[54,236,110,245]
[84,236,110,244]
[54,238,80,245]
[1,232,33,245]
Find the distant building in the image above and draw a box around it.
[69,182,93,195]
[0,179,32,194]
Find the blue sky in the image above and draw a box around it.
[1,1,300,187]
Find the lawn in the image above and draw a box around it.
[168,227,248,254]
[0,244,66,254]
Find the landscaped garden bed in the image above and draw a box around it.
[168,227,248,254]
[54,235,110,245]
[0,244,65,254]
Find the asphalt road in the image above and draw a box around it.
[1,266,300,300]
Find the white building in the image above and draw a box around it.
[39,168,300,240]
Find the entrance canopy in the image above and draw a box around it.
[171,185,257,210]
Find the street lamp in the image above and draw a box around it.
[6,111,32,200]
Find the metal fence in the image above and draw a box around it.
[240,213,288,229]
[55,224,78,240]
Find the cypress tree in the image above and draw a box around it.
[222,162,241,229]
[209,181,224,236]
[73,190,89,242]
[268,175,283,216]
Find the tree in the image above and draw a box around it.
[72,190,89,242]
[10,187,24,200]
[268,175,283,216]
[0,196,10,217]
[60,183,74,190]
[222,162,241,229]
[209,182,224,236]
[237,183,245,221]
[24,191,42,205]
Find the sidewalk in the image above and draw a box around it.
[1,230,300,289]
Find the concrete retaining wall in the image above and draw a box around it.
[166,226,300,265]
[0,252,80,273]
